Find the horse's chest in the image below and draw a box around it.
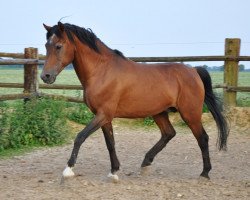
[83,91,100,114]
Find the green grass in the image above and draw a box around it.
[0,146,35,158]
[0,69,82,97]
[210,72,250,106]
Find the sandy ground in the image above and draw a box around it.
[0,110,249,200]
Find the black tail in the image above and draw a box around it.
[195,67,229,150]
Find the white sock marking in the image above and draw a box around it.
[63,166,75,177]
[108,172,119,183]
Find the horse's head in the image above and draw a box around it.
[41,22,75,84]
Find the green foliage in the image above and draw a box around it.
[0,98,69,151]
[239,64,245,72]
[203,104,209,113]
[237,97,250,107]
[143,117,155,126]
[67,103,94,125]
[0,102,10,149]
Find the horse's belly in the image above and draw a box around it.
[115,93,175,118]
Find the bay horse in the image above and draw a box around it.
[41,22,228,180]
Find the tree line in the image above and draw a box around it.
[196,64,247,71]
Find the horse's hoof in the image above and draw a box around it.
[200,172,210,180]
[63,166,75,178]
[199,175,210,182]
[107,172,119,183]
[140,166,151,176]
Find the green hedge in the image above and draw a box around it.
[0,99,69,151]
[67,103,94,125]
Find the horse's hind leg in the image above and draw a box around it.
[102,123,120,182]
[180,111,212,179]
[141,111,176,168]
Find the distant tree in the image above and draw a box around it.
[210,66,223,71]
[239,64,245,71]
[202,65,208,70]
[185,64,193,68]
[195,65,208,69]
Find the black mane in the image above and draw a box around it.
[46,23,126,59]
[113,49,126,59]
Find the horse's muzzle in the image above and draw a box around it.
[40,73,56,84]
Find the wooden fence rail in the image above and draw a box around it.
[0,83,83,90]
[0,38,250,106]
[1,56,250,65]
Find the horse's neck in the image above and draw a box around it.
[72,40,111,88]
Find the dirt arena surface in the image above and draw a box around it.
[0,110,249,200]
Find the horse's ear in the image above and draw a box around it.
[58,22,64,33]
[43,23,51,32]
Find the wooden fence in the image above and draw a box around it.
[0,38,250,106]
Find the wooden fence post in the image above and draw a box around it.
[223,38,241,107]
[23,47,39,100]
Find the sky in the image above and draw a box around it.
[0,0,250,68]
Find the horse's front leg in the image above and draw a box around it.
[102,123,120,182]
[63,113,107,178]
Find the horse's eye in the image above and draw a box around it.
[56,45,62,50]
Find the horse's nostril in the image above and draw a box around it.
[41,73,55,84]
